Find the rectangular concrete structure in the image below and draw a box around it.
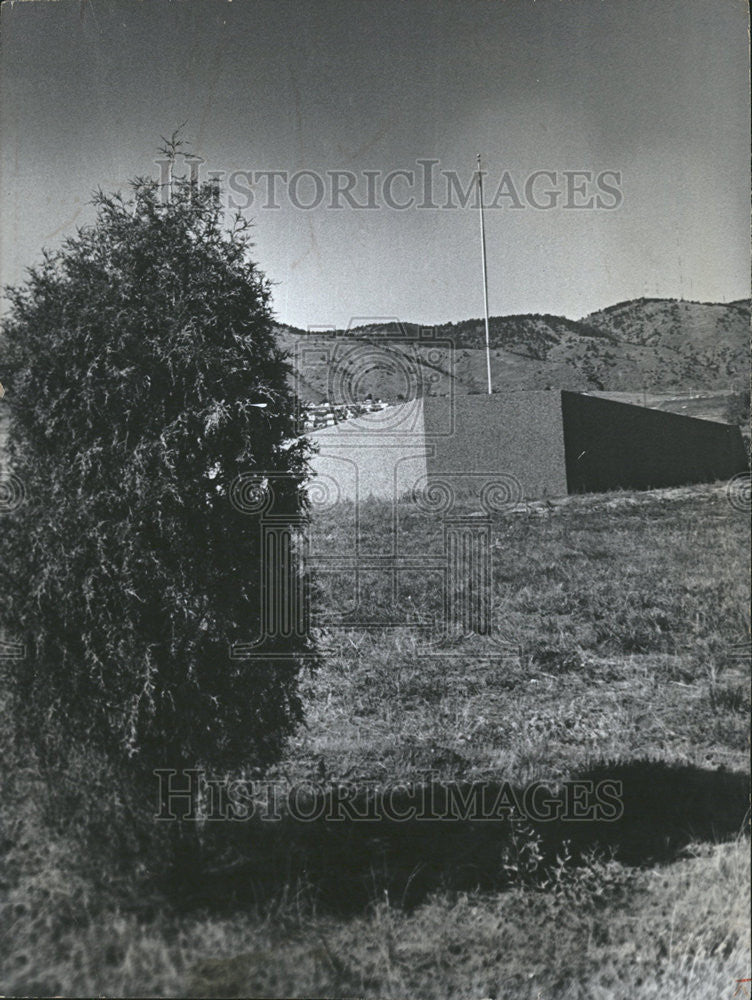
[308,390,748,506]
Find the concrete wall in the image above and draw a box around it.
[308,399,429,504]
[309,392,570,503]
[308,390,748,504]
[423,392,568,501]
[561,391,748,494]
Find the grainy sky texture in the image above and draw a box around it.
[1,0,749,329]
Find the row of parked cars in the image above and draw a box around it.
[301,398,390,431]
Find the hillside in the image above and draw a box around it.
[277,298,750,411]
[582,298,750,386]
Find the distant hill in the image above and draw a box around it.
[582,298,749,387]
[276,297,750,407]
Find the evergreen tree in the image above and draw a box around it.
[0,146,316,785]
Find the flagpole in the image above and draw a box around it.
[476,153,493,394]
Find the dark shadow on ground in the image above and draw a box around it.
[161,759,750,914]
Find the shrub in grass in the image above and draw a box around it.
[0,136,317,866]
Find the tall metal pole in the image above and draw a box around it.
[476,153,493,394]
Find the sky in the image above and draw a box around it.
[1,0,750,330]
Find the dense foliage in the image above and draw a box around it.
[0,168,315,779]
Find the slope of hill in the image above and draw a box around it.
[582,298,749,386]
[277,298,750,406]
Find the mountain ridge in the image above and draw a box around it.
[275,297,750,405]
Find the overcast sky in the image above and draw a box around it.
[1,0,749,329]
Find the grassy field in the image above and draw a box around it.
[1,483,749,997]
[292,483,750,784]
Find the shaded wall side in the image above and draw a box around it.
[561,391,749,494]
[423,392,568,499]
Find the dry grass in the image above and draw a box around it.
[1,483,749,997]
[289,483,750,785]
[3,834,748,997]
